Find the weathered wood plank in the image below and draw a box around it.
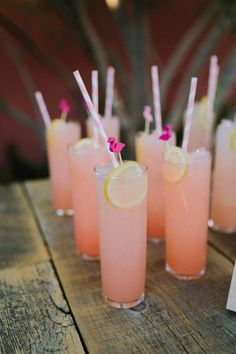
[227,260,236,312]
[0,260,85,354]
[209,228,236,263]
[0,183,49,269]
[26,179,236,354]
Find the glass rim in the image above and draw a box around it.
[51,118,80,123]
[87,115,119,120]
[94,160,147,179]
[163,148,211,165]
[219,119,235,128]
[47,119,80,132]
[67,141,105,155]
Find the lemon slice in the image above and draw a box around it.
[230,127,236,151]
[47,119,65,144]
[135,131,146,161]
[198,96,208,132]
[104,161,147,208]
[164,146,188,183]
[73,138,93,151]
[51,118,64,128]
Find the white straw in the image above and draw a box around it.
[182,77,198,152]
[104,67,115,119]
[151,65,162,135]
[205,56,219,145]
[34,91,51,129]
[91,70,99,148]
[73,70,118,168]
[92,70,99,112]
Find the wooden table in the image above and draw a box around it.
[0,179,235,353]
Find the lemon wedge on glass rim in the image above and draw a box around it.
[198,96,208,132]
[51,118,65,128]
[135,131,146,161]
[230,127,236,151]
[164,146,188,183]
[104,161,147,208]
[47,119,65,144]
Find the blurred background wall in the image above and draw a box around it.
[0,0,235,182]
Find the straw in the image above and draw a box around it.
[59,98,71,121]
[92,70,99,112]
[73,70,119,168]
[151,65,162,135]
[205,56,219,145]
[143,105,153,135]
[182,77,198,152]
[34,91,51,129]
[104,67,115,120]
[91,70,99,148]
[60,111,67,121]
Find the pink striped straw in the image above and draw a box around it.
[104,67,115,120]
[151,65,162,135]
[182,77,198,152]
[73,70,119,168]
[92,70,99,112]
[91,70,99,147]
[205,56,219,146]
[34,91,51,129]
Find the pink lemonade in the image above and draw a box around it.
[210,120,236,232]
[95,161,147,308]
[164,148,211,279]
[135,130,176,241]
[69,143,109,259]
[47,119,81,215]
[86,116,120,142]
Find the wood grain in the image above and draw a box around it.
[0,183,49,270]
[226,260,236,312]
[26,179,236,354]
[209,228,236,263]
[0,260,85,354]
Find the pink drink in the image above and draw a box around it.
[164,148,211,279]
[86,116,120,142]
[47,120,81,215]
[135,131,175,241]
[69,144,109,259]
[210,120,236,232]
[95,162,147,308]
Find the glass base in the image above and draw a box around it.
[55,209,74,216]
[148,237,164,244]
[103,293,144,309]
[165,263,205,280]
[208,219,236,234]
[81,253,99,261]
[76,250,99,261]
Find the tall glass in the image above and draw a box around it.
[94,162,147,308]
[164,148,211,279]
[135,131,175,241]
[86,116,120,142]
[69,144,109,260]
[47,119,81,215]
[209,120,236,233]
